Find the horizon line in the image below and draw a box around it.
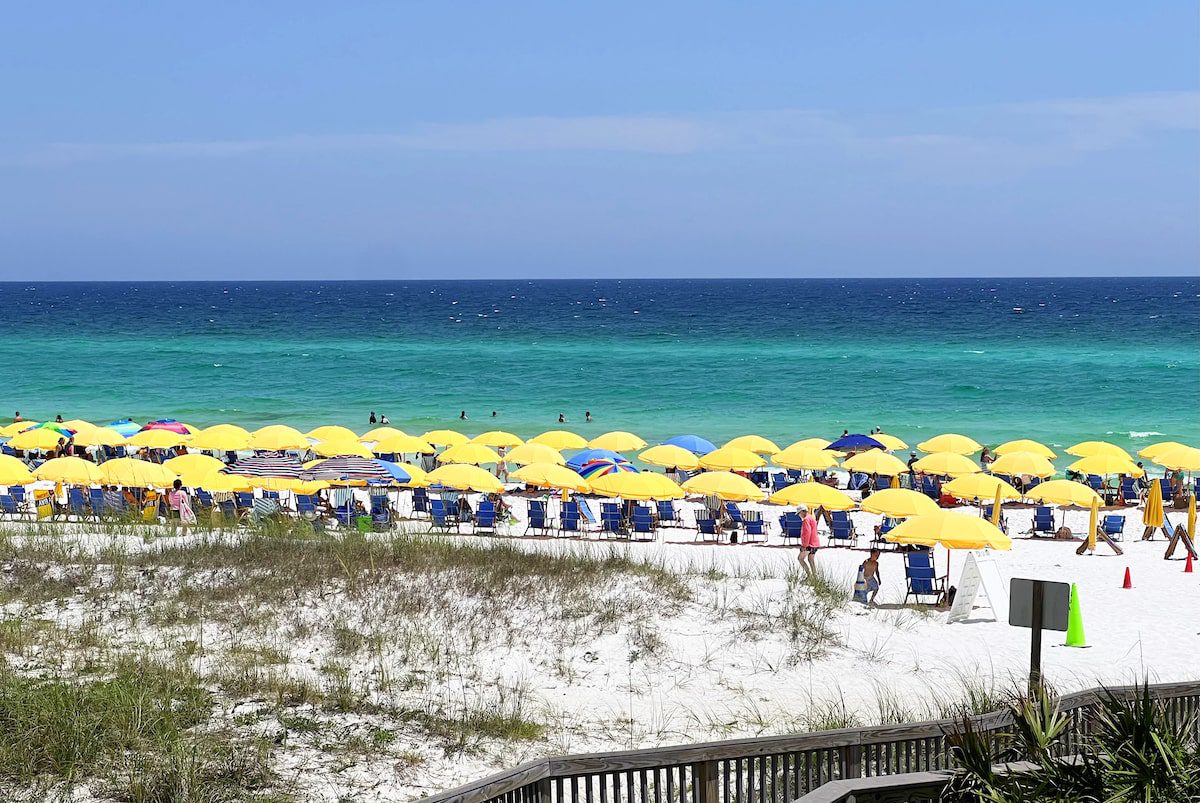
[1,274,1197,284]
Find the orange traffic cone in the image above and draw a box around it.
[1186,553,1194,574]
[1122,567,1132,589]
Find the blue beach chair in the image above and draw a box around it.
[695,513,719,542]
[656,500,678,525]
[631,505,655,540]
[904,550,947,606]
[1102,514,1126,541]
[473,500,496,534]
[525,500,549,535]
[779,512,803,543]
[724,501,745,527]
[830,510,858,547]
[559,501,581,536]
[771,473,790,492]
[1032,506,1055,535]
[68,487,90,520]
[427,499,454,533]
[411,487,429,518]
[742,512,766,542]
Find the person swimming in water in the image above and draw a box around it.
[558,413,566,423]
[585,411,592,423]
[460,410,468,420]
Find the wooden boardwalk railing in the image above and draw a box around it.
[417,680,1200,803]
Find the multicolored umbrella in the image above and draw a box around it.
[565,448,627,471]
[223,454,304,478]
[576,459,638,479]
[141,419,192,434]
[302,456,396,483]
[106,419,142,438]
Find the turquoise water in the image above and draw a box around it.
[1,278,1196,456]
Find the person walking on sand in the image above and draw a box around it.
[860,548,882,606]
[167,479,196,536]
[797,505,820,577]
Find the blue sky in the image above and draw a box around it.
[1,3,1197,279]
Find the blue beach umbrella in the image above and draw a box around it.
[106,419,142,438]
[566,448,628,471]
[663,434,717,455]
[826,433,886,453]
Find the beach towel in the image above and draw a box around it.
[852,567,869,605]
[179,495,196,525]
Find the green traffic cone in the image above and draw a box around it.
[1065,583,1087,648]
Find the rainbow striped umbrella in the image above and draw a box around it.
[577,459,639,479]
[141,419,192,434]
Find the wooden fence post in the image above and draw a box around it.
[844,743,862,779]
[692,760,718,803]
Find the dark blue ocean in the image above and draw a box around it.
[0,278,1196,455]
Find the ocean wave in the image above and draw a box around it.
[964,350,985,354]
[1127,431,1164,439]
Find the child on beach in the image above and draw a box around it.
[859,548,882,606]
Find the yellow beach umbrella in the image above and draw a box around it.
[472,430,524,448]
[886,510,1012,551]
[163,453,225,477]
[787,437,833,451]
[504,442,565,466]
[994,439,1057,459]
[699,446,766,471]
[511,462,592,493]
[529,430,587,451]
[989,451,1056,479]
[33,456,104,485]
[426,464,504,493]
[421,429,469,447]
[1026,479,1100,507]
[187,470,251,492]
[1138,441,1186,461]
[0,421,37,437]
[912,452,981,477]
[991,485,1003,528]
[1188,493,1196,540]
[916,433,982,455]
[589,471,683,500]
[59,420,99,435]
[1067,454,1143,477]
[842,450,909,476]
[680,471,765,501]
[247,425,308,451]
[1149,444,1200,472]
[311,439,375,458]
[1087,495,1100,551]
[943,473,1021,502]
[1143,479,1164,529]
[9,428,70,451]
[0,456,34,485]
[873,433,909,451]
[588,431,647,452]
[723,435,781,455]
[768,482,855,511]
[773,446,840,471]
[306,425,358,442]
[373,434,435,454]
[126,429,191,449]
[860,488,939,518]
[437,443,501,465]
[72,427,127,448]
[188,424,251,451]
[100,458,178,488]
[1065,441,1131,460]
[639,444,701,470]
[361,426,406,442]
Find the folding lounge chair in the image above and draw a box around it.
[695,513,720,542]
[630,506,655,540]
[1102,514,1126,541]
[577,499,598,530]
[525,500,549,535]
[1119,478,1139,505]
[601,507,623,537]
[724,501,745,527]
[67,487,90,520]
[848,473,868,491]
[982,505,1008,534]
[1085,475,1103,492]
[904,550,947,606]
[779,512,803,544]
[874,475,891,491]
[473,500,496,535]
[656,500,678,525]
[88,488,105,518]
[559,501,581,536]
[0,495,28,520]
[771,473,790,492]
[830,510,858,547]
[427,499,454,533]
[742,511,766,542]
[1032,506,1055,535]
[411,488,430,518]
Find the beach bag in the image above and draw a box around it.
[179,495,197,525]
[852,566,869,604]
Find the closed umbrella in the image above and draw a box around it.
[639,444,700,470]
[767,482,855,511]
[1087,495,1100,552]
[1143,479,1164,529]
[991,485,1003,528]
[699,446,765,471]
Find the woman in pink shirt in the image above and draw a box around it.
[798,505,820,577]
